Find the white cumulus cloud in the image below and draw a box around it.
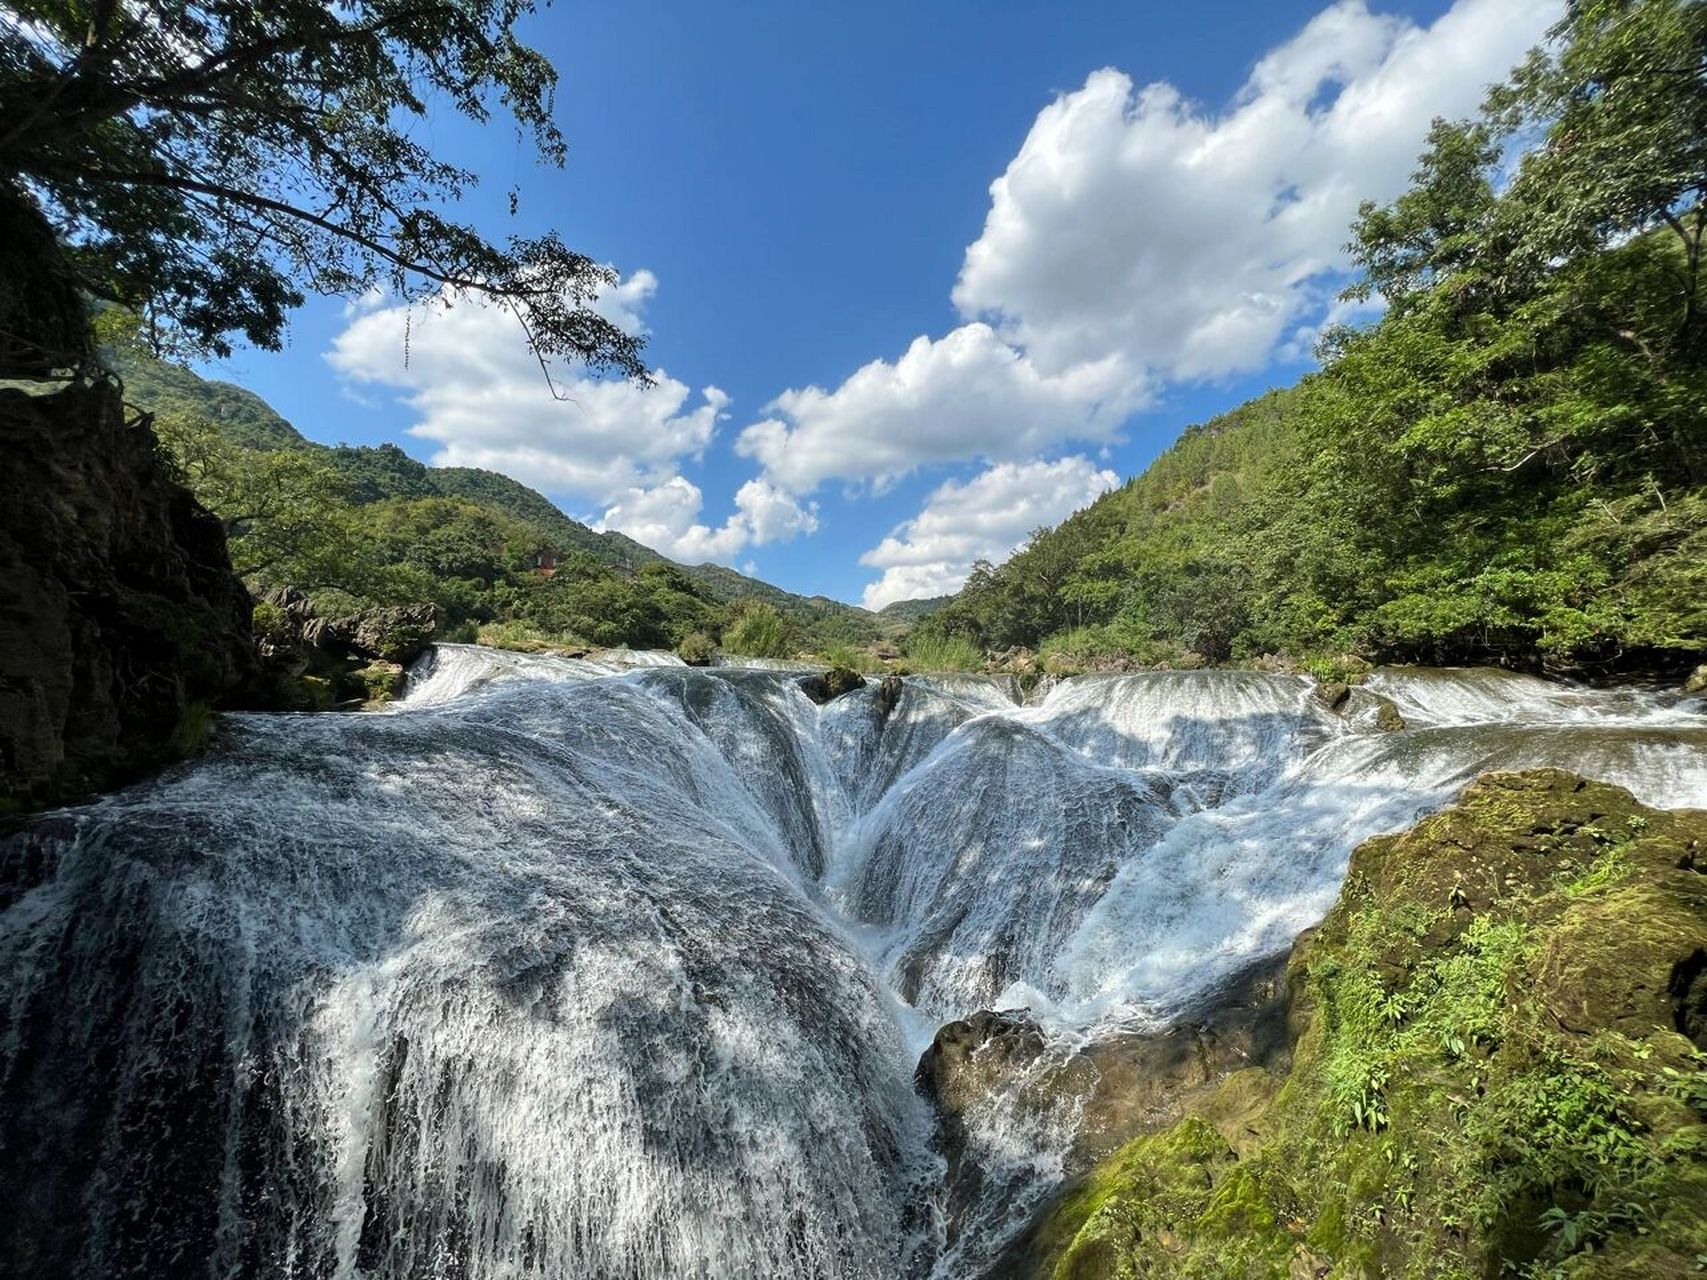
[746,0,1554,503]
[953,0,1559,381]
[327,273,726,504]
[596,476,818,565]
[860,456,1120,609]
[737,323,1144,495]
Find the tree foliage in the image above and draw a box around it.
[0,0,647,379]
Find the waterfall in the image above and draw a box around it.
[3,647,1703,1279]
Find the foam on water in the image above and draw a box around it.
[3,651,1703,1278]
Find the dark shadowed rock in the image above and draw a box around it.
[874,674,905,720]
[797,666,866,705]
[0,381,257,811]
[1314,679,1351,709]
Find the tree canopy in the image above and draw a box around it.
[0,0,647,379]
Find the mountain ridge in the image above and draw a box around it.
[105,343,877,628]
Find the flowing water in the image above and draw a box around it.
[2,646,1703,1279]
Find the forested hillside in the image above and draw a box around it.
[106,337,881,657]
[922,0,1706,676]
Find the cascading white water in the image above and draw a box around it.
[3,647,1703,1279]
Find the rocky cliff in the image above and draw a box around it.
[0,381,258,813]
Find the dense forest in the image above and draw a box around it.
[921,0,1706,677]
[106,331,888,661]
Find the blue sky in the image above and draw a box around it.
[201,0,1558,608]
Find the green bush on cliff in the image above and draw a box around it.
[1026,771,1707,1280]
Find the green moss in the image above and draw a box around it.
[167,700,216,756]
[351,664,405,704]
[475,619,588,654]
[1021,771,1707,1280]
[273,674,337,711]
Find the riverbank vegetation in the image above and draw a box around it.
[920,0,1707,678]
[1017,769,1707,1280]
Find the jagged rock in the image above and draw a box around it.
[923,961,1290,1258]
[1373,696,1406,732]
[251,590,437,707]
[347,604,437,663]
[874,674,904,720]
[797,666,866,705]
[0,382,258,811]
[1314,678,1351,709]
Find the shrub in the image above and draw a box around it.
[903,631,982,672]
[476,619,586,653]
[722,601,791,658]
[820,640,869,671]
[677,631,717,666]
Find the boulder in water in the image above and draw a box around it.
[1314,678,1352,709]
[1684,664,1707,695]
[797,666,866,704]
[874,673,904,720]
[1373,696,1406,732]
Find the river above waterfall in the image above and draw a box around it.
[3,647,1704,1279]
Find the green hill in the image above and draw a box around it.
[111,346,305,451]
[104,342,882,654]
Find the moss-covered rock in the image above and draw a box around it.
[350,662,406,705]
[797,666,866,704]
[1013,770,1707,1280]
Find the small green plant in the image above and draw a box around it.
[903,630,982,672]
[250,599,292,644]
[722,601,791,658]
[820,640,867,671]
[676,631,717,666]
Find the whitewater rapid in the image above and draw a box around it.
[2,646,1703,1279]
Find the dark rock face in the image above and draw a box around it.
[254,586,437,705]
[0,382,257,811]
[919,960,1290,1260]
[1314,678,1351,709]
[797,666,866,705]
